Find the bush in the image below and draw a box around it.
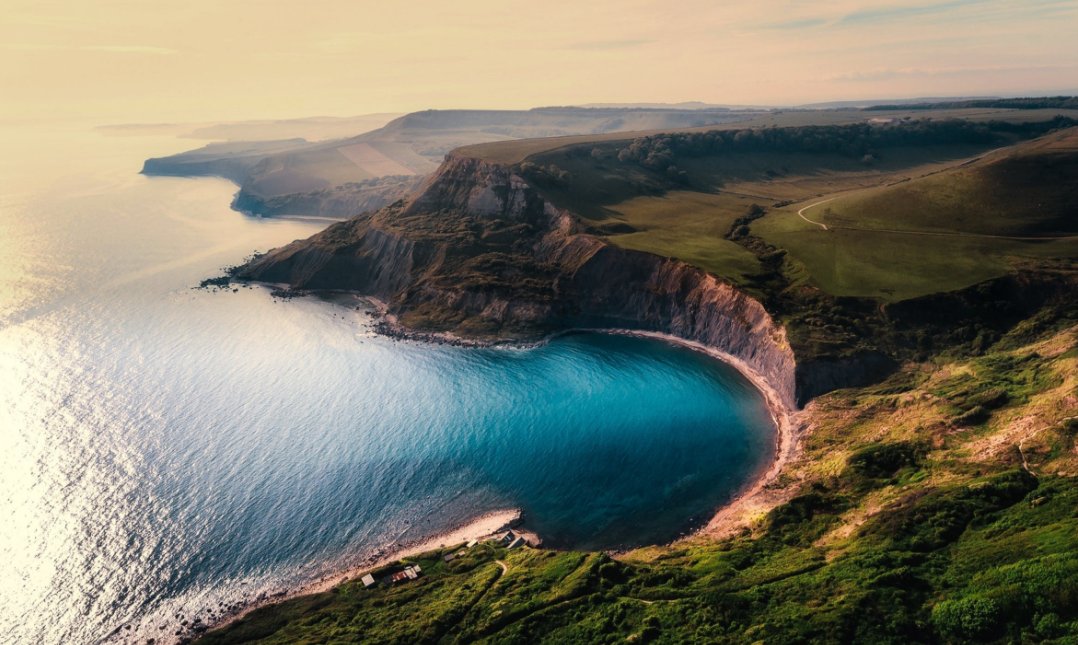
[953,405,990,426]
[932,595,1002,639]
[847,442,923,480]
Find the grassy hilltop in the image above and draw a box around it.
[202,103,1078,643]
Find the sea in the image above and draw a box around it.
[0,123,774,643]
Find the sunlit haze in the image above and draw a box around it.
[3,0,1077,124]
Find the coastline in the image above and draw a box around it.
[598,330,804,541]
[353,293,803,541]
[198,287,803,641]
[199,509,526,639]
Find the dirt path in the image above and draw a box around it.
[796,198,835,230]
[789,145,1076,241]
[793,195,1076,241]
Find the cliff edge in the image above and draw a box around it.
[236,153,800,409]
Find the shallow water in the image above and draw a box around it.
[0,125,774,643]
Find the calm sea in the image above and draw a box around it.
[0,124,774,643]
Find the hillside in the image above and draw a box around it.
[519,115,1078,301]
[230,115,1078,402]
[142,107,760,218]
[201,112,1078,643]
[800,132,1078,237]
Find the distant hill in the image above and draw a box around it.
[99,113,402,142]
[182,113,403,142]
[142,107,763,217]
[575,101,762,110]
[868,96,1078,111]
[799,96,999,109]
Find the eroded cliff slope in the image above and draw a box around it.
[234,142,1077,408]
[237,154,800,408]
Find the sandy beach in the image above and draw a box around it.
[596,330,805,541]
[348,293,805,540]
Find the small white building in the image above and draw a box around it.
[361,574,376,588]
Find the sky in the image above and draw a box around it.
[2,0,1077,124]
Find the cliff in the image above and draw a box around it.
[237,141,1078,409]
[237,154,801,409]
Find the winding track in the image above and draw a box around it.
[790,144,1078,241]
[796,198,835,230]
[793,196,1077,241]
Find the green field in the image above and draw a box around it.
[752,216,1078,300]
[594,192,763,283]
[517,119,1078,302]
[808,133,1078,237]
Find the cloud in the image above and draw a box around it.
[561,39,654,51]
[837,0,987,25]
[759,17,829,30]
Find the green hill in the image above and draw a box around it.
[518,117,1078,302]
[807,132,1078,237]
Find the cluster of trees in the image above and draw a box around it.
[871,96,1078,110]
[517,161,571,186]
[614,118,1077,177]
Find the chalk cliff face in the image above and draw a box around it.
[237,154,800,408]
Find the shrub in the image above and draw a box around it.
[932,595,1002,639]
[847,442,923,480]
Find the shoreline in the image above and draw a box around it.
[351,293,802,541]
[199,286,803,640]
[199,509,527,639]
[599,330,803,541]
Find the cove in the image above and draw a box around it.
[0,126,774,642]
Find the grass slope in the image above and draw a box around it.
[806,131,1078,237]
[519,120,1078,302]
[752,128,1078,300]
[202,321,1078,644]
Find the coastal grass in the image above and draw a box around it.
[751,219,1078,301]
[200,325,1078,644]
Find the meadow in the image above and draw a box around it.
[517,114,1078,303]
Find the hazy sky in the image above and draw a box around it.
[2,0,1076,123]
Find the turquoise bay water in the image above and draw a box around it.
[0,126,773,643]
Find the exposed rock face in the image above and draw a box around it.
[231,176,425,218]
[237,154,800,409]
[547,243,798,409]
